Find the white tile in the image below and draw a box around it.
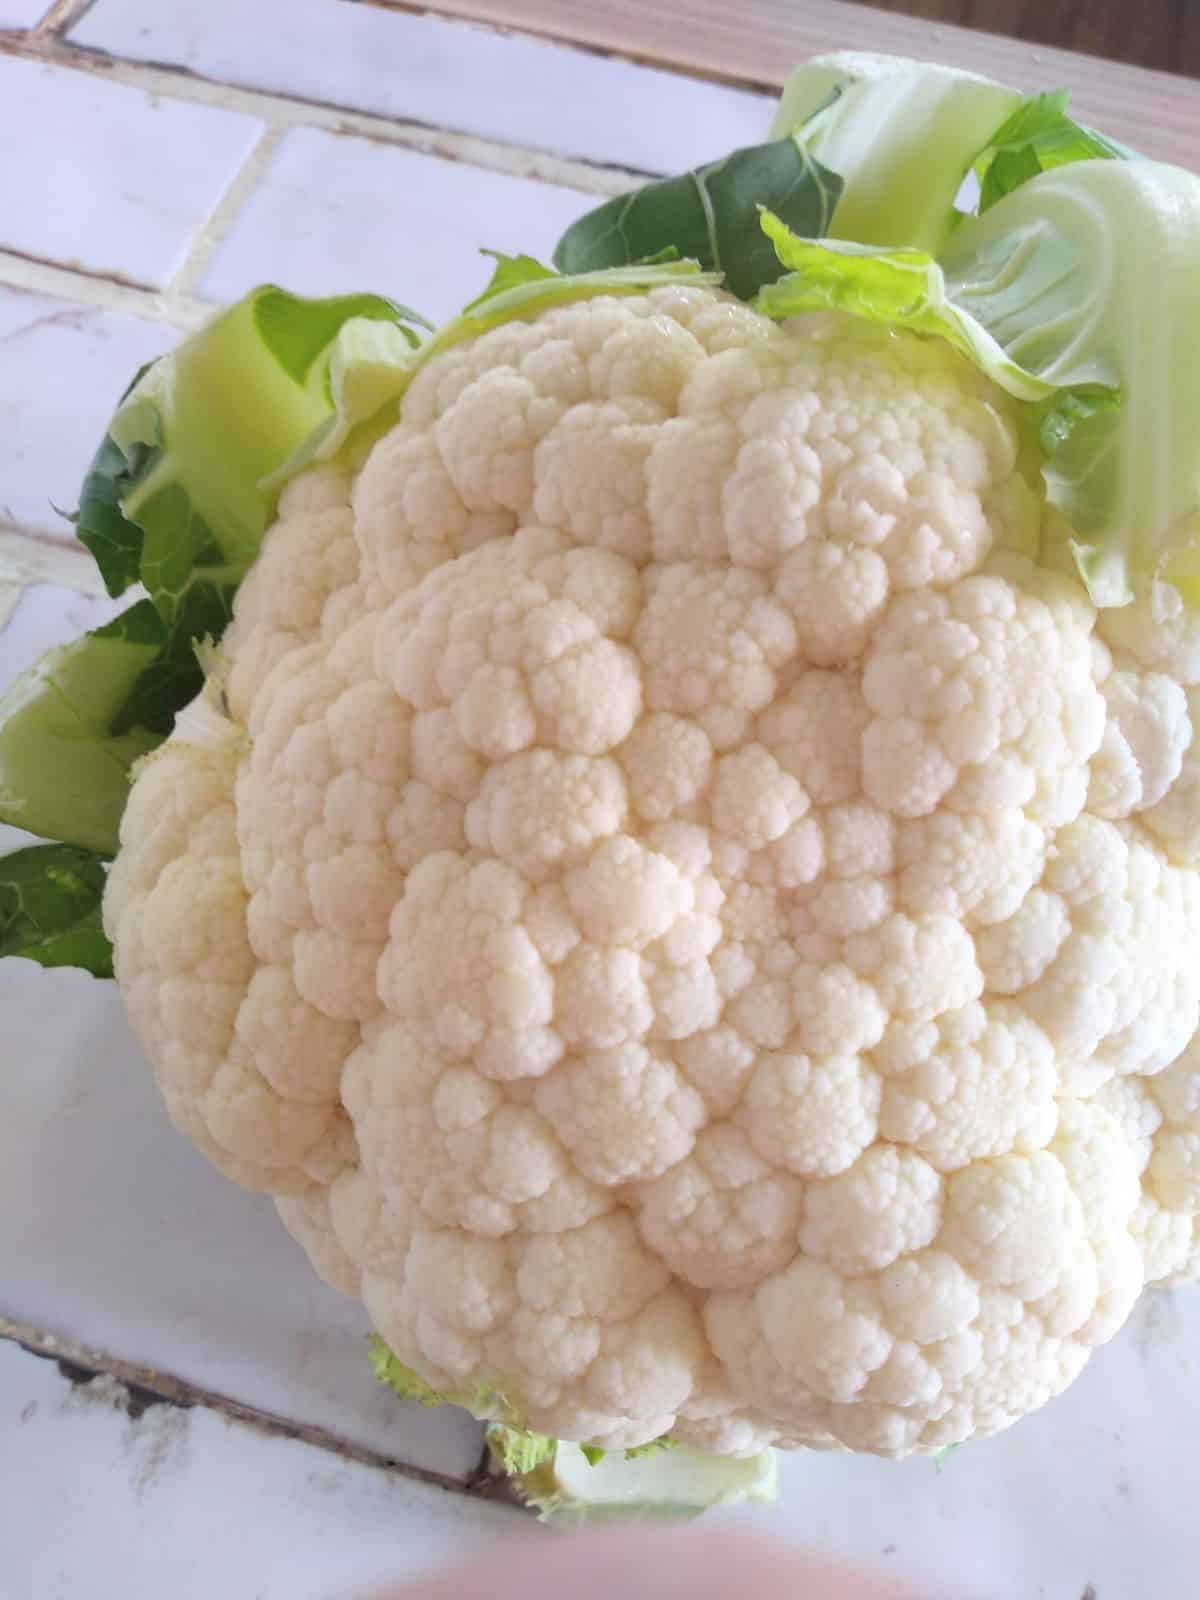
[721,1288,1200,1600]
[0,1340,520,1599]
[0,0,46,27]
[0,55,262,288]
[198,127,592,322]
[72,0,774,174]
[0,286,178,539]
[0,579,124,678]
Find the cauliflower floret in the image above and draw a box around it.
[106,292,1200,1461]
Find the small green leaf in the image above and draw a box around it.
[974,90,1131,211]
[463,250,558,311]
[0,614,164,854]
[487,1423,557,1477]
[367,1337,448,1407]
[754,214,1057,402]
[580,1444,607,1467]
[73,432,160,600]
[553,136,843,301]
[1036,384,1123,459]
[0,843,113,977]
[251,288,429,385]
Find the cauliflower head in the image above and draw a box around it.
[104,287,1200,1459]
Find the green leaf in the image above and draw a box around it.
[974,89,1131,211]
[0,614,164,854]
[367,1336,503,1420]
[754,213,1059,402]
[428,256,723,361]
[251,288,429,385]
[463,250,558,311]
[367,1339,449,1407]
[553,137,843,301]
[487,1423,557,1477]
[940,160,1200,606]
[1036,384,1124,460]
[0,842,113,977]
[73,432,157,599]
[772,52,1022,253]
[580,1444,607,1467]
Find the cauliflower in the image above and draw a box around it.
[97,286,1200,1461]
[5,53,1200,1499]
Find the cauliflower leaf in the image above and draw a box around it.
[0,842,112,977]
[553,135,843,299]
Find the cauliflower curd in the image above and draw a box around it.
[104,287,1200,1459]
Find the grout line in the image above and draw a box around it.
[0,30,645,196]
[1,1316,520,1508]
[33,0,98,37]
[168,125,283,299]
[0,24,643,325]
[0,248,209,331]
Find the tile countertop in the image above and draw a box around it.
[1,3,1197,1596]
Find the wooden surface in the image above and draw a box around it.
[862,0,1198,77]
[386,0,1200,169]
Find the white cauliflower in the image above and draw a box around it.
[102,286,1200,1462]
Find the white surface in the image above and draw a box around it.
[0,1339,521,1599]
[72,0,774,174]
[0,0,45,27]
[0,286,177,538]
[198,125,591,318]
[0,55,262,288]
[0,578,124,669]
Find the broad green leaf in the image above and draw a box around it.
[0,843,112,977]
[772,53,1021,253]
[974,89,1131,211]
[553,137,843,299]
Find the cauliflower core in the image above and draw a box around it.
[105,290,1200,1459]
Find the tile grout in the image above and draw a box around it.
[32,0,98,36]
[0,27,646,329]
[166,124,284,299]
[0,29,645,191]
[0,247,209,329]
[1,1315,521,1510]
